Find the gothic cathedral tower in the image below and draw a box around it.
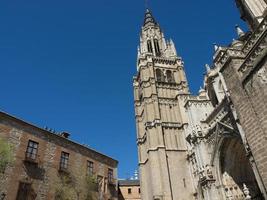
[133,9,194,200]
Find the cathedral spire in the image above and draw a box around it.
[143,9,158,27]
[138,8,179,59]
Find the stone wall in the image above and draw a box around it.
[0,112,118,200]
[221,56,267,193]
[118,180,141,200]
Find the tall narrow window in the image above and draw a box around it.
[25,140,38,161]
[154,39,161,56]
[208,87,219,107]
[156,69,165,82]
[128,188,132,194]
[87,161,94,176]
[166,70,174,83]
[60,152,69,171]
[147,40,153,53]
[108,168,113,183]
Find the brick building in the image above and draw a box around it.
[0,111,118,200]
[118,180,141,200]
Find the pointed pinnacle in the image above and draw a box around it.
[145,0,149,9]
[235,25,245,38]
[143,9,157,27]
[205,64,211,72]
[213,43,219,51]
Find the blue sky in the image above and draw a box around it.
[0,0,247,178]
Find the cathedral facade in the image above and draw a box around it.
[133,0,267,200]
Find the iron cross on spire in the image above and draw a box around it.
[145,0,149,8]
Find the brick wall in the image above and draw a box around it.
[221,58,267,191]
[0,112,118,200]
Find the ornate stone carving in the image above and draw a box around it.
[161,122,183,129]
[223,172,245,200]
[238,18,267,78]
[152,57,177,65]
[144,119,161,129]
[243,184,252,200]
[257,66,267,83]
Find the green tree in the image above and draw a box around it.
[55,173,78,200]
[85,175,98,200]
[0,138,13,173]
[55,173,99,200]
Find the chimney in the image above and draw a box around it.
[60,132,70,139]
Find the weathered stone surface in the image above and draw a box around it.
[0,112,118,200]
[134,3,267,200]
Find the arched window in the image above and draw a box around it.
[138,88,143,100]
[208,86,219,107]
[147,40,153,53]
[166,70,174,83]
[154,39,161,56]
[156,69,165,82]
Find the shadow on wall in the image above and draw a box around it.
[23,161,45,180]
[118,188,125,200]
[220,138,264,199]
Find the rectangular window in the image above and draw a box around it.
[128,188,132,194]
[25,140,38,161]
[108,168,113,183]
[60,152,69,170]
[87,161,94,176]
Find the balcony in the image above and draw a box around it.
[23,154,45,180]
[24,153,38,165]
[58,165,70,174]
[108,178,116,186]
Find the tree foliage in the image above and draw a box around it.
[85,175,98,200]
[55,173,99,200]
[0,138,13,173]
[55,173,78,200]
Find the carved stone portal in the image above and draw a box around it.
[219,138,263,199]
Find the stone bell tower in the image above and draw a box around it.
[133,9,194,200]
